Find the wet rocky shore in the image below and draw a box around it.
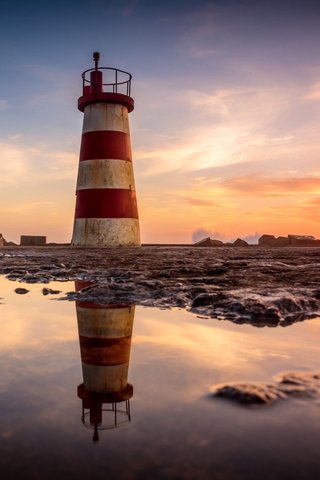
[1,245,320,327]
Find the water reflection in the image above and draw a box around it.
[75,281,135,441]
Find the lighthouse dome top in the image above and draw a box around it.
[78,52,134,113]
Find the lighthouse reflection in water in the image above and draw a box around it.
[75,281,134,441]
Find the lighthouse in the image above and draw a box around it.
[72,52,140,246]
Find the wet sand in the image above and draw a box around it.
[1,245,320,326]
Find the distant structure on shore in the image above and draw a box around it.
[194,234,320,247]
[0,233,15,247]
[1,232,320,248]
[258,234,320,247]
[194,237,249,247]
[71,52,140,247]
[20,235,46,246]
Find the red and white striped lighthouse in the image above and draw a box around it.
[72,52,140,246]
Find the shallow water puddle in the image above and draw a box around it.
[0,276,320,479]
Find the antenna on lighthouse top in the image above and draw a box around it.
[93,52,100,70]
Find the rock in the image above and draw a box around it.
[232,238,249,247]
[259,233,320,247]
[191,292,227,308]
[258,234,276,246]
[0,233,10,247]
[194,237,224,247]
[288,235,320,247]
[42,288,62,295]
[259,235,290,247]
[212,383,285,405]
[15,288,30,294]
[211,370,320,406]
[0,233,16,246]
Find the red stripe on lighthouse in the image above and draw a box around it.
[74,189,139,219]
[79,131,132,161]
[76,301,131,309]
[79,335,132,365]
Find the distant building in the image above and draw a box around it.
[20,236,46,246]
[259,234,320,247]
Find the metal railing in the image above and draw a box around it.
[81,67,132,96]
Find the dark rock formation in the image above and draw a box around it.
[211,370,320,406]
[194,237,249,247]
[0,233,16,247]
[42,287,62,295]
[213,383,284,405]
[232,238,249,247]
[14,288,30,295]
[194,237,224,247]
[258,235,290,247]
[259,234,320,247]
[0,233,10,247]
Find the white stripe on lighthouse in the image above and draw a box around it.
[82,364,130,393]
[76,159,136,190]
[72,218,140,246]
[77,306,135,338]
[82,103,130,134]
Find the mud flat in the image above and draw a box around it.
[1,245,320,327]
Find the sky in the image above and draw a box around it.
[1,0,320,244]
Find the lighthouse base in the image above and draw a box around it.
[72,218,141,246]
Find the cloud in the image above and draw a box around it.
[303,81,320,101]
[133,81,308,180]
[0,140,78,185]
[135,125,263,177]
[185,86,293,125]
[189,47,218,58]
[221,174,320,196]
[169,194,221,207]
[242,232,261,244]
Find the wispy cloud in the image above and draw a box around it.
[221,174,320,196]
[303,81,320,101]
[0,141,78,185]
[168,194,221,207]
[122,0,140,16]
[189,47,218,58]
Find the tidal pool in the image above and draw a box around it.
[0,276,320,479]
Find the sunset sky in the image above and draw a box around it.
[1,0,320,244]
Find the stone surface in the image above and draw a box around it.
[1,245,320,327]
[14,288,30,294]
